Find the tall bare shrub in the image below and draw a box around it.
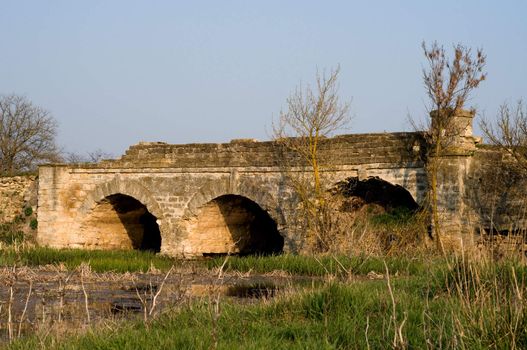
[420,42,486,252]
[273,66,351,251]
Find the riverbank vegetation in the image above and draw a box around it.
[3,250,525,349]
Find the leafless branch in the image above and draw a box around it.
[272,66,351,251]
[420,41,486,252]
[481,100,527,171]
[0,94,60,175]
[17,280,33,338]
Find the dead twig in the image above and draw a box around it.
[148,265,174,317]
[384,261,407,349]
[17,280,33,338]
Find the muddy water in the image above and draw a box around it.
[0,267,319,343]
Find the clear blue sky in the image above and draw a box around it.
[1,1,526,156]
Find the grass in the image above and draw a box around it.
[0,245,432,276]
[1,247,526,348]
[370,206,417,227]
[8,256,527,349]
[1,245,438,277]
[0,246,177,273]
[206,253,438,277]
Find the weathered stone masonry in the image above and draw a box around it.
[37,132,428,257]
[0,175,36,223]
[36,112,524,256]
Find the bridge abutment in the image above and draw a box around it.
[35,126,522,256]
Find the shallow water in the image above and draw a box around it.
[0,268,319,343]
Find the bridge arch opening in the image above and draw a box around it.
[186,194,284,256]
[333,176,419,212]
[81,194,161,252]
[328,176,422,253]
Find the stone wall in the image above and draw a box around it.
[0,175,37,223]
[37,132,427,257]
[35,109,527,256]
[426,118,527,249]
[463,147,527,234]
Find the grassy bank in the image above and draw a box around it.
[0,246,438,276]
[2,252,524,349]
[206,254,437,277]
[0,246,177,273]
[8,256,527,349]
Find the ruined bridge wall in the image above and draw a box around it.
[0,175,37,223]
[462,146,527,236]
[36,108,527,255]
[37,132,427,256]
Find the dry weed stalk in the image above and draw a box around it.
[148,265,174,318]
[135,265,175,324]
[6,267,15,341]
[79,263,91,324]
[208,254,231,350]
[1,266,35,343]
[16,280,32,338]
[384,261,407,349]
[56,268,75,323]
[365,315,371,350]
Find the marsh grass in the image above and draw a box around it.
[9,255,526,349]
[2,249,527,349]
[442,255,527,348]
[206,253,437,277]
[0,246,176,273]
[4,255,527,350]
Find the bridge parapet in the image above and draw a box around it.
[37,131,430,256]
[91,132,428,170]
[41,117,527,256]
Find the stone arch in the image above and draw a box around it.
[345,167,426,206]
[179,179,285,256]
[78,178,167,251]
[184,179,285,228]
[80,178,164,219]
[331,176,419,211]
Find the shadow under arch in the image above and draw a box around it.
[199,194,283,255]
[184,180,285,228]
[331,176,419,211]
[182,180,285,256]
[78,178,166,252]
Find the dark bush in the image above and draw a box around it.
[0,223,24,244]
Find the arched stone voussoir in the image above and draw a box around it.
[372,173,424,207]
[183,179,285,227]
[330,174,421,210]
[79,178,165,224]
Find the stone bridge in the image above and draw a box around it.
[37,112,526,256]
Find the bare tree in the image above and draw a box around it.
[481,100,527,170]
[63,148,113,164]
[480,100,527,250]
[421,41,486,252]
[0,94,60,176]
[87,149,113,162]
[62,152,86,164]
[273,66,351,251]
